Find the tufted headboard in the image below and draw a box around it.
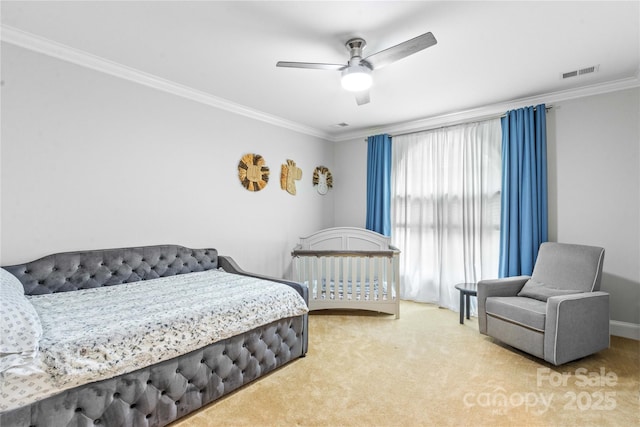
[3,245,218,296]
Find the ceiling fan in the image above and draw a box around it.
[276,31,437,105]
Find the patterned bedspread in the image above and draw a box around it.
[0,269,307,411]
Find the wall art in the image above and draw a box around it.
[238,153,269,191]
[313,166,333,195]
[280,159,302,195]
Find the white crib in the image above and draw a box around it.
[292,227,400,318]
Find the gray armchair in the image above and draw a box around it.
[478,242,609,365]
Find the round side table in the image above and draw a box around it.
[454,282,477,324]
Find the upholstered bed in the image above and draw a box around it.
[0,244,309,427]
[292,227,400,318]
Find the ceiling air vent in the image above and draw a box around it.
[579,66,596,75]
[334,122,350,127]
[562,65,599,79]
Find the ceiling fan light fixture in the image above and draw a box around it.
[276,31,437,105]
[341,64,372,92]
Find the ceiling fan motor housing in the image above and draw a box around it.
[345,38,367,59]
[341,38,373,92]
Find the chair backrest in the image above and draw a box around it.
[531,242,605,292]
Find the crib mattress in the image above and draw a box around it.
[308,279,396,301]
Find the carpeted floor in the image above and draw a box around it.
[172,301,640,426]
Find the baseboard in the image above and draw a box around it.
[610,320,640,340]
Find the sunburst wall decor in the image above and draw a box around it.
[238,153,269,192]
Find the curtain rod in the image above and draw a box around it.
[364,105,552,141]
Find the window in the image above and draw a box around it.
[391,119,501,311]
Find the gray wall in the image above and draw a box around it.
[332,136,367,228]
[548,88,639,326]
[0,43,335,278]
[2,41,638,328]
[333,87,640,327]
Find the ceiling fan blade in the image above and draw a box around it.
[276,61,346,71]
[363,32,437,70]
[355,90,370,106]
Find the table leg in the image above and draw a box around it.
[459,290,464,324]
[466,294,471,320]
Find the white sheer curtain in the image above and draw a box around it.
[391,119,502,314]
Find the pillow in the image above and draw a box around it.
[517,278,584,302]
[1,268,25,295]
[0,279,43,372]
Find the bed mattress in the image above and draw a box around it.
[0,269,308,412]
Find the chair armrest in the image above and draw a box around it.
[477,276,530,334]
[544,292,610,365]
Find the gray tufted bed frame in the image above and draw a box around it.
[0,244,308,427]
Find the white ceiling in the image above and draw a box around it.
[2,1,639,141]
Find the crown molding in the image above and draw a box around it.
[3,25,638,144]
[1,25,333,141]
[333,75,640,142]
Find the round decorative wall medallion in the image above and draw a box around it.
[238,153,269,191]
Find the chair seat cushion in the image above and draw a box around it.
[485,296,547,332]
[517,278,584,302]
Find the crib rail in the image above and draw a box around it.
[292,248,400,318]
[292,249,396,258]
